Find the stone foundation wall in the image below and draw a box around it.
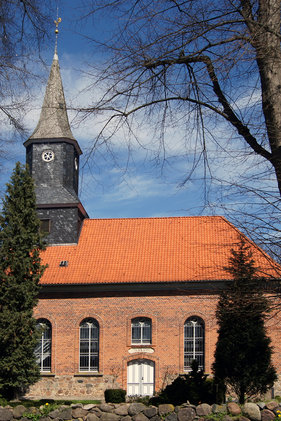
[273,377,281,397]
[25,375,119,401]
[25,374,281,402]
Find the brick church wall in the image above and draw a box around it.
[26,289,281,400]
[26,290,218,399]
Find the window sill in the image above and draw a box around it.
[128,346,155,354]
[130,344,153,347]
[74,373,103,377]
[40,373,55,377]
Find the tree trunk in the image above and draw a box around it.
[254,0,281,195]
[239,385,246,404]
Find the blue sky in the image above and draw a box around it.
[1,0,279,230]
[1,0,217,219]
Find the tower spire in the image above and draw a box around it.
[24,17,88,245]
[28,17,76,143]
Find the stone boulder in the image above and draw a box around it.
[132,413,150,421]
[266,402,279,411]
[158,404,174,417]
[84,404,98,411]
[114,405,129,416]
[243,403,261,421]
[128,404,147,416]
[72,407,89,418]
[143,407,158,418]
[87,413,100,421]
[261,409,275,421]
[227,402,241,416]
[177,406,196,421]
[165,413,178,421]
[0,408,13,421]
[196,404,212,417]
[99,404,114,413]
[12,405,26,419]
[100,412,120,421]
[212,404,226,414]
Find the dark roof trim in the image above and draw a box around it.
[37,202,88,215]
[39,280,229,295]
[39,278,281,295]
[24,137,82,156]
[37,202,88,218]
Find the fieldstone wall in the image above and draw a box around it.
[0,400,281,421]
[25,375,118,401]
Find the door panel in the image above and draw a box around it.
[127,359,154,396]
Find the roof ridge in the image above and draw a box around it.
[83,215,224,222]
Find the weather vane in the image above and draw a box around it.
[54,17,62,35]
[54,12,61,53]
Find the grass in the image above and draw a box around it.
[0,399,101,408]
[204,413,228,421]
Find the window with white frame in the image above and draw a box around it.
[184,316,204,371]
[35,319,52,372]
[79,318,99,372]
[131,317,152,345]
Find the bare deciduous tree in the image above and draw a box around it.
[0,0,55,158]
[79,0,281,190]
[73,0,281,256]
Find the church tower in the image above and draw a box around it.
[24,46,88,244]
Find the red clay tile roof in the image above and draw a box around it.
[40,216,280,285]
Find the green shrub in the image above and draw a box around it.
[0,397,8,407]
[150,360,224,406]
[104,389,126,403]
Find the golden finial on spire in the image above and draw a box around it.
[54,17,62,35]
[54,10,61,56]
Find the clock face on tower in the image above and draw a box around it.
[42,150,55,162]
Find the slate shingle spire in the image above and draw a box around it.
[29,47,77,143]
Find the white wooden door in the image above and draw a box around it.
[127,359,155,396]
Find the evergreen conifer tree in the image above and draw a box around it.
[212,238,277,404]
[0,162,46,399]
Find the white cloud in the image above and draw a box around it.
[1,48,278,226]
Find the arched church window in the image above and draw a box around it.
[79,318,99,372]
[35,319,52,372]
[184,316,204,371]
[131,317,152,345]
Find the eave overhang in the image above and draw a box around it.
[37,202,88,217]
[38,278,281,297]
[24,137,82,156]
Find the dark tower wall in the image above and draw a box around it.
[26,141,80,199]
[26,139,85,245]
[37,207,84,244]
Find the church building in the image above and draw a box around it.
[24,47,281,400]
